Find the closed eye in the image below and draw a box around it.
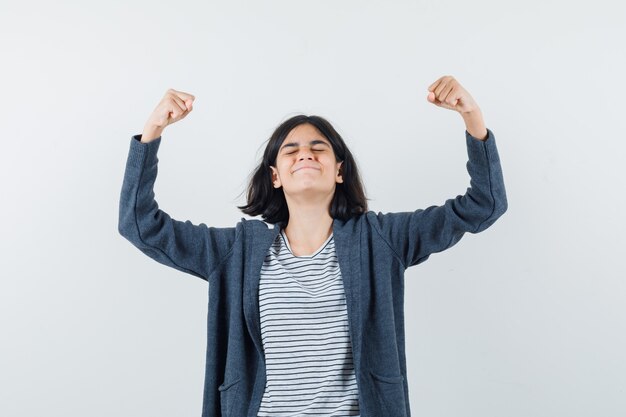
[287,149,324,154]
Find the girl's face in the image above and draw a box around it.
[270,123,343,201]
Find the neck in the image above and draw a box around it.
[282,199,334,249]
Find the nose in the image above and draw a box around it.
[297,147,314,160]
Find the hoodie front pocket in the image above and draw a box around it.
[218,375,242,417]
[370,370,407,416]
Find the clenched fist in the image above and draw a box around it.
[426,76,479,114]
[141,89,196,143]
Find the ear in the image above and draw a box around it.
[270,166,282,188]
[336,161,344,184]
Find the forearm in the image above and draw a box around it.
[461,109,488,141]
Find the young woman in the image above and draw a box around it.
[118,75,507,417]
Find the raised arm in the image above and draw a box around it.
[118,89,239,282]
[368,76,508,268]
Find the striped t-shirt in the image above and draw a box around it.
[256,229,361,417]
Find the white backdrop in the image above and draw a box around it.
[1,1,625,416]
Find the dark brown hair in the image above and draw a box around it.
[237,114,369,225]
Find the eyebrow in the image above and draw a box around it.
[280,139,330,152]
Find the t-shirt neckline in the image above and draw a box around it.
[280,230,333,258]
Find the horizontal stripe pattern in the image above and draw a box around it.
[257,230,360,417]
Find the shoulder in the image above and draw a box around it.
[238,217,284,233]
[331,211,374,235]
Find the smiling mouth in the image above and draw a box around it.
[294,167,319,173]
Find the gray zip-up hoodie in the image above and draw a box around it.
[118,128,507,417]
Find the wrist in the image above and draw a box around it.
[461,109,488,140]
[460,107,482,119]
[141,125,164,143]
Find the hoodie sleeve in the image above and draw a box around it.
[367,128,508,269]
[118,134,239,282]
